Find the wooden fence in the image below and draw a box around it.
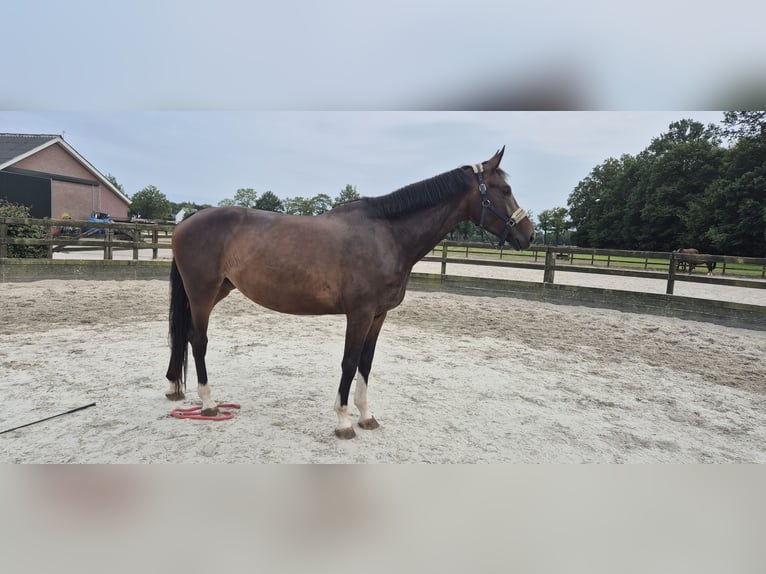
[423,241,766,295]
[0,216,174,260]
[2,219,765,328]
[2,219,765,288]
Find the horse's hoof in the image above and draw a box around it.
[335,426,356,440]
[165,391,185,401]
[201,406,219,417]
[358,417,379,430]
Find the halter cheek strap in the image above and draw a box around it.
[471,163,528,247]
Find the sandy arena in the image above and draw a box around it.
[1,274,765,463]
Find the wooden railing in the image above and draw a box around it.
[2,219,765,296]
[0,217,175,260]
[424,242,766,295]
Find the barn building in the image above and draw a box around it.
[0,133,130,220]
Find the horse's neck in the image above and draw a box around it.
[387,198,468,264]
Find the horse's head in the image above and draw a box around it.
[465,147,535,250]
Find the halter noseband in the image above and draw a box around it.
[471,163,528,248]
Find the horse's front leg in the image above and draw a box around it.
[354,373,379,430]
[334,393,356,439]
[354,312,387,431]
[335,311,376,439]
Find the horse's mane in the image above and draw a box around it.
[359,167,474,219]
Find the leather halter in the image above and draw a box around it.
[471,163,529,248]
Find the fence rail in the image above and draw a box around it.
[2,218,766,295]
[3,223,766,328]
[0,216,175,260]
[425,241,766,295]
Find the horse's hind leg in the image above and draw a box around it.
[354,312,387,431]
[190,281,235,417]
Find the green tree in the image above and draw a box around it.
[217,188,284,212]
[283,194,333,215]
[282,196,310,215]
[311,193,333,215]
[232,188,258,208]
[718,111,766,141]
[548,207,571,245]
[636,119,723,251]
[568,157,631,247]
[130,185,172,219]
[218,188,258,208]
[568,118,725,252]
[254,191,283,212]
[0,199,47,258]
[170,201,212,213]
[334,184,360,207]
[571,154,642,248]
[537,209,553,245]
[105,173,126,196]
[536,208,570,245]
[687,120,766,256]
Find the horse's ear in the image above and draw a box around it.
[485,145,505,171]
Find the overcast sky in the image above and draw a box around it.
[3,2,763,111]
[1,2,758,218]
[1,111,724,217]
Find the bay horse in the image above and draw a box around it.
[164,147,534,439]
[676,248,716,275]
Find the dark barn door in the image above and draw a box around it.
[0,170,52,218]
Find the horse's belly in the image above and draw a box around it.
[231,273,343,315]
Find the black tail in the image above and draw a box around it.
[166,259,191,393]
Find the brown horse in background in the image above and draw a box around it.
[164,147,535,439]
[676,248,716,275]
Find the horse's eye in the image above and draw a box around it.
[503,186,512,197]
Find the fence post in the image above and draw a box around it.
[543,248,556,284]
[666,252,677,294]
[133,224,140,261]
[0,222,8,259]
[152,229,159,260]
[440,242,448,280]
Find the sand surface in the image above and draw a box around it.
[1,277,765,463]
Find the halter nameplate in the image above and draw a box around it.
[509,207,528,225]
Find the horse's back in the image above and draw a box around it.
[173,207,304,259]
[175,206,277,236]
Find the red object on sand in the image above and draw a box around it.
[171,403,241,421]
